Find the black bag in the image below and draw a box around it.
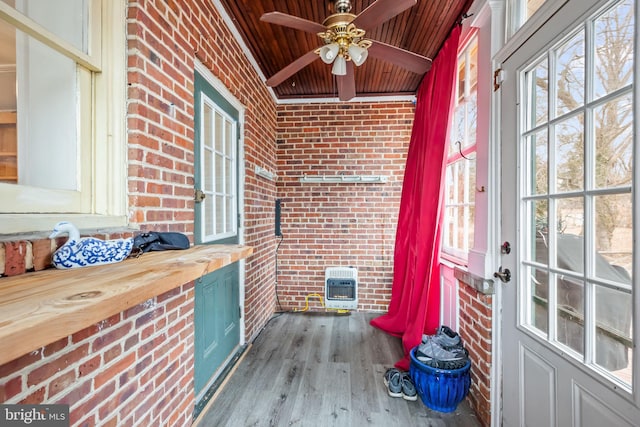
[131,231,190,256]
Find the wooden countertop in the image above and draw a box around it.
[0,244,253,366]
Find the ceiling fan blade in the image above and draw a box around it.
[260,11,326,34]
[351,0,417,30]
[265,50,319,87]
[337,61,356,101]
[368,40,432,75]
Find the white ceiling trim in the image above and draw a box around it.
[275,94,417,104]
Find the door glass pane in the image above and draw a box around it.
[594,193,632,281]
[525,59,548,129]
[594,94,633,189]
[204,148,213,192]
[555,31,585,117]
[529,266,549,335]
[215,195,224,234]
[529,200,548,263]
[593,0,634,100]
[556,276,584,356]
[215,153,224,193]
[555,114,584,192]
[526,130,548,195]
[225,120,233,154]
[595,285,632,382]
[204,196,214,236]
[215,112,223,152]
[225,196,234,232]
[556,198,584,250]
[225,158,233,194]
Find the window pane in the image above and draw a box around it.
[4,0,90,54]
[17,28,79,190]
[556,276,584,356]
[457,54,466,102]
[467,205,475,250]
[594,94,633,189]
[446,166,454,203]
[555,114,584,192]
[594,193,632,281]
[595,285,632,384]
[451,105,465,156]
[593,0,634,100]
[467,93,477,147]
[555,30,585,117]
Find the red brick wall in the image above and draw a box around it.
[275,102,414,312]
[126,0,278,341]
[1,0,279,425]
[0,284,195,426]
[458,281,492,427]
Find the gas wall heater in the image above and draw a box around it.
[325,267,358,310]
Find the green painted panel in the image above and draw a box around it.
[194,263,240,394]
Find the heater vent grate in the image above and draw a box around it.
[325,267,357,310]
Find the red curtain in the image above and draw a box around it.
[371,25,461,371]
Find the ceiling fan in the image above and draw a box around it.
[261,0,432,101]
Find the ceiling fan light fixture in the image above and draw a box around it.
[319,43,340,64]
[332,55,347,75]
[348,43,368,66]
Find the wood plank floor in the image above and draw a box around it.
[195,312,481,427]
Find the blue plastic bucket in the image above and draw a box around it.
[409,348,471,413]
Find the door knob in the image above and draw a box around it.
[194,189,206,203]
[494,266,511,283]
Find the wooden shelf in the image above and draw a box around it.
[0,111,17,182]
[0,111,17,124]
[0,244,253,366]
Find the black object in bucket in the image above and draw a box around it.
[131,232,190,255]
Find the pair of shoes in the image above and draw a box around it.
[383,368,417,401]
[416,330,468,370]
[421,325,461,349]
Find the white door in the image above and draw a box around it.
[500,0,638,425]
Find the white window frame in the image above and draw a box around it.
[442,33,479,264]
[199,94,238,243]
[0,0,127,234]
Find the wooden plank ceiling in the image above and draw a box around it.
[218,0,475,100]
